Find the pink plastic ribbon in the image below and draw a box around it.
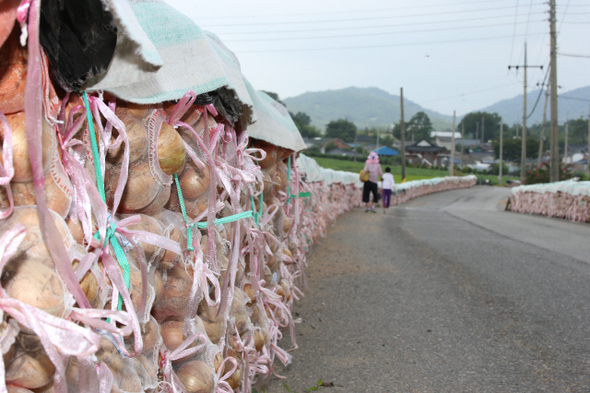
[215,355,237,393]
[159,332,207,393]
[0,111,14,219]
[24,0,92,312]
[167,90,196,127]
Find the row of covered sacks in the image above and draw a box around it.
[508,180,590,223]
[45,0,306,154]
[297,155,477,194]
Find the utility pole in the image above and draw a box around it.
[516,123,519,138]
[460,121,465,169]
[564,120,569,165]
[376,129,380,152]
[481,117,485,144]
[499,122,504,184]
[450,111,456,176]
[549,0,559,182]
[588,105,590,173]
[476,122,479,143]
[537,87,550,167]
[400,88,406,181]
[509,42,543,182]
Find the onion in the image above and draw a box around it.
[154,269,164,305]
[151,261,194,321]
[125,214,165,263]
[178,165,211,200]
[6,386,34,393]
[95,336,124,373]
[198,302,226,345]
[251,140,280,169]
[72,259,99,307]
[116,364,143,393]
[0,111,52,183]
[2,259,65,320]
[5,336,55,389]
[159,227,182,270]
[140,317,160,355]
[160,320,200,364]
[158,121,186,176]
[105,160,160,213]
[0,26,26,114]
[175,360,215,393]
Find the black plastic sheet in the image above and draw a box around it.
[39,0,117,92]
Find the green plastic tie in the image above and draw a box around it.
[174,173,196,251]
[83,91,105,201]
[285,156,311,204]
[174,174,254,245]
[195,210,254,229]
[84,91,129,312]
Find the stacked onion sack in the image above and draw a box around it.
[0,10,323,393]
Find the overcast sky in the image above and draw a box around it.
[165,0,589,118]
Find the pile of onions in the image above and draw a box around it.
[0,9,382,393]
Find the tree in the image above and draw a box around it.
[261,91,286,107]
[325,119,357,143]
[493,137,539,162]
[289,111,321,138]
[565,117,589,145]
[407,111,433,141]
[459,112,503,141]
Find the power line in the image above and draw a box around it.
[223,20,546,43]
[201,4,546,28]
[235,32,546,54]
[559,52,590,58]
[560,95,590,102]
[508,0,521,67]
[198,0,539,20]
[422,82,521,106]
[526,64,550,119]
[218,12,545,36]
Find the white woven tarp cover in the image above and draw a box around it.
[85,0,253,118]
[246,81,307,152]
[297,155,477,188]
[510,180,590,197]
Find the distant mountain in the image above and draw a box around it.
[282,86,590,132]
[481,86,590,125]
[282,87,454,131]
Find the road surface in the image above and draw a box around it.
[266,186,590,393]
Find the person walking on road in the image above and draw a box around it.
[361,151,383,213]
[381,166,395,214]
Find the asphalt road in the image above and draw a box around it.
[265,186,590,393]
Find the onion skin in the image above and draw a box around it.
[160,320,200,364]
[175,360,215,393]
[0,25,26,114]
[0,111,52,183]
[158,121,186,176]
[5,340,55,389]
[151,261,194,321]
[2,259,65,320]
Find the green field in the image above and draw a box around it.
[311,157,451,183]
[310,156,519,185]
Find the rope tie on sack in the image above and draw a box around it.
[83,91,130,311]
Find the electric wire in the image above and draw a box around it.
[234,32,546,54]
[223,20,547,43]
[201,4,546,28]
[526,64,550,119]
[199,0,523,20]
[218,12,545,36]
